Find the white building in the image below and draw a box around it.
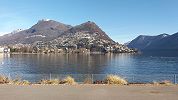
[106,46,114,52]
[0,47,10,53]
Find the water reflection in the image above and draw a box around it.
[0,53,178,76]
[0,54,3,65]
[0,54,10,65]
[142,50,178,57]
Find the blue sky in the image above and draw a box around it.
[0,0,178,43]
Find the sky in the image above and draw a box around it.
[0,0,178,43]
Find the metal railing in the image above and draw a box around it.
[1,73,177,84]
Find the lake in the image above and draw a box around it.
[0,53,178,83]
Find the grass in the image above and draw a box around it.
[38,76,76,85]
[0,74,176,86]
[0,75,31,85]
[61,76,76,85]
[104,75,128,85]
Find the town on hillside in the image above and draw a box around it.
[0,41,137,54]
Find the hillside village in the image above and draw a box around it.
[0,41,136,54]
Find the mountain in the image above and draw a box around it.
[145,33,178,50]
[0,19,72,45]
[61,21,113,42]
[0,19,137,53]
[0,20,115,46]
[127,33,178,51]
[50,21,115,48]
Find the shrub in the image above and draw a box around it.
[104,75,128,85]
[61,76,76,85]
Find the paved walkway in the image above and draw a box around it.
[0,85,177,100]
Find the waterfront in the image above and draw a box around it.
[0,53,178,82]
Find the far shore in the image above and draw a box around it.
[1,52,139,55]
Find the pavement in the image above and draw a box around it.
[0,85,177,100]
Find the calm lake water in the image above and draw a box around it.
[0,53,178,82]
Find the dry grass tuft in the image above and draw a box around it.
[0,76,10,84]
[83,78,93,84]
[152,80,173,86]
[38,79,60,85]
[160,80,173,86]
[38,80,50,84]
[19,80,31,85]
[105,75,128,85]
[61,76,76,85]
[152,81,160,85]
[10,79,31,85]
[50,79,61,85]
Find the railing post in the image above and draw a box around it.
[91,74,93,84]
[8,73,11,80]
[132,76,134,83]
[50,73,51,81]
[174,74,177,84]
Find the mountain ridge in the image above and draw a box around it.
[0,20,114,45]
[0,19,72,45]
[127,32,178,51]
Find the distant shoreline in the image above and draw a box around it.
[0,52,138,55]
